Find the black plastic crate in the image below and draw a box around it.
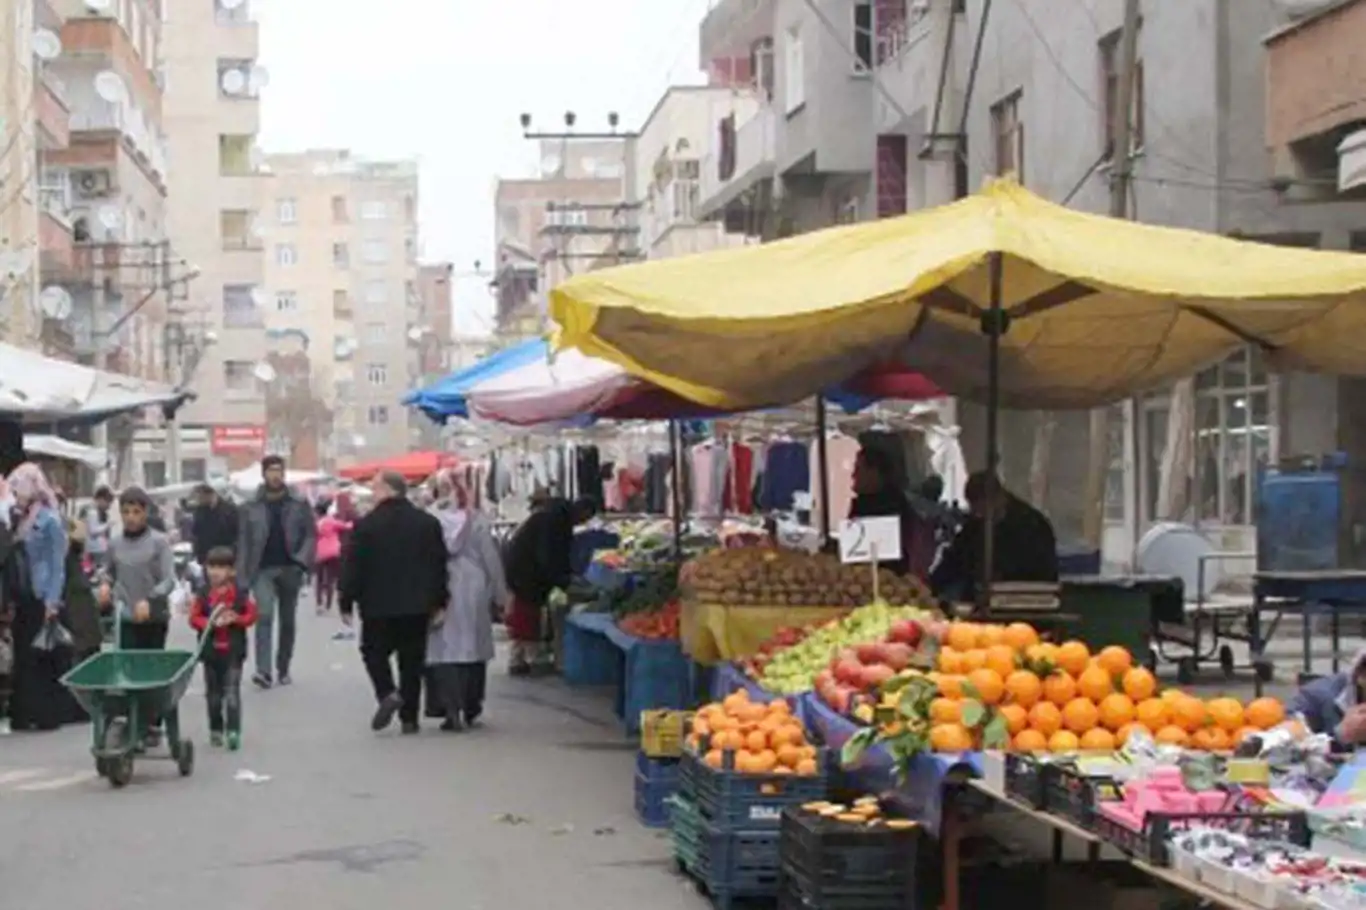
[779,871,917,910]
[680,749,829,830]
[1042,763,1122,826]
[779,805,920,886]
[1092,807,1310,865]
[1003,753,1047,808]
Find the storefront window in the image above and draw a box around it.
[1195,348,1271,526]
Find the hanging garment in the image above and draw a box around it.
[858,430,908,494]
[576,445,603,506]
[643,454,669,514]
[691,444,719,517]
[723,442,755,514]
[811,433,860,534]
[759,441,810,511]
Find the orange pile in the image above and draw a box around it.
[929,622,1288,754]
[689,689,820,775]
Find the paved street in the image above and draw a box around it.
[0,602,705,910]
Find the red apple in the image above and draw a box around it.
[834,658,864,687]
[814,669,835,692]
[880,642,914,671]
[860,663,896,689]
[830,685,855,714]
[856,642,883,664]
[889,620,923,647]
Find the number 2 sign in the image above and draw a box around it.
[838,516,902,565]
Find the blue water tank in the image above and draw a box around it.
[1257,457,1343,572]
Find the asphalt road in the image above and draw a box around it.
[0,602,707,910]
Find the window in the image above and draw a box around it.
[220,209,257,249]
[143,460,166,488]
[222,283,263,328]
[331,195,348,222]
[224,359,257,397]
[368,405,389,425]
[365,322,387,342]
[277,197,297,224]
[182,459,208,483]
[1193,349,1271,526]
[360,200,388,221]
[332,242,349,268]
[403,196,416,223]
[275,290,298,312]
[275,243,297,266]
[545,208,589,228]
[364,280,387,305]
[853,3,873,73]
[835,195,860,224]
[333,288,351,314]
[1099,27,1145,158]
[362,239,387,264]
[404,237,417,262]
[218,134,255,176]
[783,27,805,113]
[366,363,388,385]
[335,379,355,403]
[991,91,1024,180]
[405,280,419,305]
[670,178,699,221]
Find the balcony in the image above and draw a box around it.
[214,2,260,59]
[67,99,168,182]
[38,189,75,272]
[699,0,774,64]
[220,210,262,252]
[698,104,776,218]
[1266,0,1366,186]
[58,16,162,121]
[35,73,70,149]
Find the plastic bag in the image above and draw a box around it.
[31,619,74,652]
[169,582,191,616]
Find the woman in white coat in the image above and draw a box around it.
[427,470,508,731]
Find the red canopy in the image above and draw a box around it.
[337,450,458,481]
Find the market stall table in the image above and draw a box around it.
[680,601,850,664]
[1251,570,1366,694]
[562,611,692,734]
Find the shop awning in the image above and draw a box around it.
[337,450,458,482]
[23,434,106,468]
[0,342,192,425]
[400,342,548,422]
[549,177,1366,411]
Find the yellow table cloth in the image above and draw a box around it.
[681,600,850,665]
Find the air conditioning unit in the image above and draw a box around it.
[73,169,115,198]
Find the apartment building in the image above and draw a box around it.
[410,261,453,450]
[4,0,41,344]
[261,150,421,465]
[492,139,631,340]
[158,0,268,477]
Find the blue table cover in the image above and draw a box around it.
[564,610,691,728]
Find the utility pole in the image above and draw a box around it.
[1081,0,1141,548]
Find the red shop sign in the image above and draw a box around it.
[210,425,266,455]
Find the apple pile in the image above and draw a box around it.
[753,602,934,696]
[814,619,926,716]
[741,625,810,679]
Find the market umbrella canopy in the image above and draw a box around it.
[550,177,1366,411]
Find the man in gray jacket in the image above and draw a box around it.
[236,455,316,688]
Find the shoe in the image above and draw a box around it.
[463,712,482,729]
[210,732,224,748]
[277,674,292,687]
[439,716,464,733]
[401,722,420,735]
[226,731,241,751]
[0,718,11,736]
[508,662,531,677]
[371,692,403,731]
[252,672,273,690]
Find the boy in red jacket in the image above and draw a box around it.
[189,546,258,750]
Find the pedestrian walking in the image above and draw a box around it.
[313,501,350,614]
[339,471,448,735]
[190,483,238,573]
[188,546,257,750]
[426,470,507,732]
[83,485,117,569]
[235,456,315,689]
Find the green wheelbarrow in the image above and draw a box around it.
[60,605,223,788]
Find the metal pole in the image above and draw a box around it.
[668,420,684,561]
[91,247,112,485]
[981,252,1004,611]
[814,395,832,541]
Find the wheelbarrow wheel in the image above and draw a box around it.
[176,739,195,777]
[107,756,134,788]
[103,717,134,789]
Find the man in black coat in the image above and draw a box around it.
[339,471,448,734]
[191,483,239,568]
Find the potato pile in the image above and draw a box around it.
[683,548,929,607]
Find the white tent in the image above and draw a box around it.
[24,434,106,469]
[0,342,190,425]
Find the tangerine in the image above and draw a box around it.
[1115,722,1142,745]
[1077,665,1115,701]
[1004,670,1043,708]
[714,729,745,751]
[1160,688,1188,704]
[985,644,1018,678]
[938,648,966,674]
[1004,622,1040,651]
[704,749,724,769]
[1135,698,1171,732]
[947,623,980,652]
[1013,728,1048,752]
[1246,697,1286,730]
[1080,728,1117,751]
[767,700,792,717]
[976,624,1007,648]
[1026,642,1059,666]
[745,729,769,752]
[999,703,1028,736]
[960,649,988,673]
[1206,697,1245,732]
[1191,727,1231,752]
[1048,730,1081,752]
[750,749,779,773]
[723,691,750,713]
[929,723,974,752]
[1098,693,1137,731]
[771,724,805,748]
[1154,725,1190,747]
[1028,701,1063,736]
[1055,641,1091,676]
[930,697,962,724]
[776,744,803,768]
[1232,726,1261,746]
[1171,697,1209,733]
[1042,671,1077,706]
[937,675,966,698]
[1062,697,1100,734]
[1095,645,1134,676]
[795,758,819,776]
[966,668,1005,705]
[1122,667,1158,701]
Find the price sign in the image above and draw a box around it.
[838,516,902,565]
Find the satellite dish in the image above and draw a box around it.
[32,29,61,61]
[94,70,128,104]
[351,433,366,448]
[203,330,219,344]
[249,286,269,307]
[407,327,425,342]
[252,362,277,384]
[542,154,562,175]
[220,68,247,95]
[249,66,270,90]
[0,247,34,276]
[96,205,123,230]
[220,0,245,8]
[1136,522,1222,600]
[84,0,111,10]
[38,286,72,321]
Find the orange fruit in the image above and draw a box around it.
[960,649,988,673]
[768,699,792,716]
[1135,698,1171,732]
[1062,697,1100,734]
[984,644,1018,678]
[1115,722,1141,745]
[723,691,750,713]
[1232,725,1261,746]
[947,623,980,652]
[750,749,779,773]
[1026,642,1059,665]
[1161,688,1188,704]
[976,624,1007,648]
[772,765,794,775]
[1207,697,1245,732]
[1055,641,1091,676]
[930,697,962,724]
[1077,665,1115,701]
[1122,667,1157,701]
[705,749,724,769]
[1171,697,1209,733]
[930,723,974,752]
[1004,670,1043,708]
[733,750,755,773]
[692,717,712,737]
[795,758,819,776]
[1013,728,1048,752]
[1095,646,1133,676]
[938,648,966,674]
[999,703,1028,736]
[776,743,803,768]
[797,744,817,762]
[738,702,767,724]
[1191,727,1231,752]
[1098,693,1136,731]
[714,729,745,751]
[1246,697,1285,730]
[1004,622,1039,651]
[1080,728,1116,751]
[1048,730,1080,752]
[745,729,769,752]
[937,675,966,698]
[967,668,1005,706]
[1154,725,1190,747]
[1042,672,1077,706]
[1028,701,1063,736]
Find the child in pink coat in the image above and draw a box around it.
[313,502,352,614]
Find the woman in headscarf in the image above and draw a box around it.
[3,462,79,730]
[426,469,508,731]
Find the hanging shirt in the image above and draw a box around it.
[811,434,860,534]
[723,442,755,514]
[691,444,719,517]
[759,441,810,511]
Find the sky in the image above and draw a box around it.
[257,0,713,336]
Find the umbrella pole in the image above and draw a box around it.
[981,251,1006,613]
[669,420,684,563]
[815,396,832,542]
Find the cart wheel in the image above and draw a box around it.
[94,757,108,778]
[1176,657,1197,685]
[177,739,195,777]
[1219,645,1236,680]
[1254,660,1275,683]
[107,756,134,788]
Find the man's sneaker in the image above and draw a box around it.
[277,674,292,687]
[226,731,241,751]
[371,692,403,731]
[252,672,272,690]
[401,722,420,735]
[210,732,225,748]
[0,717,11,736]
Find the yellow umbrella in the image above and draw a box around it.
[550,178,1366,412]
